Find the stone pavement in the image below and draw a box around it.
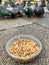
[0,14,49,65]
[0,18,33,30]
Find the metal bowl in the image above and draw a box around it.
[6,34,42,63]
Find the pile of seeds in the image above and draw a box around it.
[9,39,39,57]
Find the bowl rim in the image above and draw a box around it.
[6,34,42,60]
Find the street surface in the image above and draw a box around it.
[0,13,49,65]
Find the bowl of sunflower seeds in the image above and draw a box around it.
[6,34,42,63]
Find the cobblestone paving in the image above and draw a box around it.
[0,14,49,65]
